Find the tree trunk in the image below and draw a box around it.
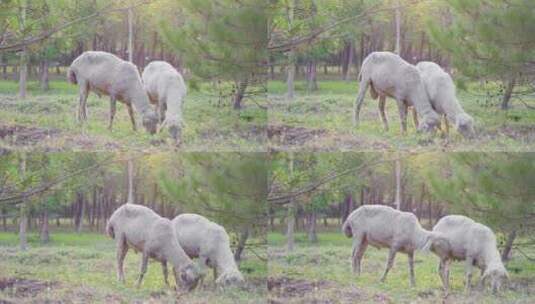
[1,55,6,80]
[501,76,516,110]
[394,0,401,55]
[233,80,248,110]
[394,159,401,210]
[40,209,49,243]
[501,230,517,262]
[18,0,27,99]
[286,53,295,101]
[76,192,85,233]
[1,207,6,231]
[286,201,296,253]
[343,42,354,81]
[127,159,134,203]
[307,211,318,243]
[307,60,318,91]
[40,59,49,91]
[19,46,28,99]
[127,7,134,62]
[234,227,249,262]
[19,153,28,250]
[19,204,28,250]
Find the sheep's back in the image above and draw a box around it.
[362,52,423,99]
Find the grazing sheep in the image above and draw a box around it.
[353,52,440,133]
[416,61,475,138]
[172,213,244,286]
[106,203,201,290]
[431,215,508,294]
[68,51,158,134]
[342,204,446,287]
[142,61,187,143]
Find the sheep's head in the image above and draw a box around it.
[427,234,451,257]
[174,264,201,291]
[215,270,244,287]
[142,111,159,135]
[455,113,475,139]
[417,112,440,133]
[482,267,508,294]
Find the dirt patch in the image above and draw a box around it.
[268,276,332,298]
[498,125,535,143]
[268,276,364,303]
[198,125,267,146]
[268,124,328,146]
[0,124,60,146]
[0,277,59,298]
[479,125,535,144]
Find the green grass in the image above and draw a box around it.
[268,80,535,151]
[0,231,267,303]
[0,79,267,152]
[268,232,535,304]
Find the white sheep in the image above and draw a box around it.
[68,51,158,134]
[342,204,446,287]
[106,203,201,290]
[416,61,475,138]
[172,213,244,286]
[431,215,508,294]
[141,61,187,143]
[353,52,440,133]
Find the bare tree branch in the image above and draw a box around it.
[0,0,153,52]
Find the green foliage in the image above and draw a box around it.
[427,153,535,233]
[427,0,535,80]
[161,0,269,82]
[157,153,268,234]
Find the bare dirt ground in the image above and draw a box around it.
[0,123,121,152]
[0,277,59,299]
[268,124,391,151]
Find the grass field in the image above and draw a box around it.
[0,79,267,152]
[268,231,535,304]
[268,80,535,151]
[0,230,267,303]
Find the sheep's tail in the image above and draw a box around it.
[342,217,353,238]
[67,67,77,85]
[106,220,115,239]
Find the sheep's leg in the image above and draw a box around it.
[213,267,218,281]
[126,103,137,131]
[408,251,416,287]
[353,80,368,127]
[136,252,149,288]
[77,82,89,122]
[438,259,449,294]
[380,248,397,283]
[161,261,169,287]
[396,100,408,134]
[477,268,486,290]
[411,107,419,128]
[444,115,450,135]
[378,96,389,131]
[351,234,367,275]
[464,257,474,293]
[108,97,117,131]
[159,99,167,123]
[116,237,128,283]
